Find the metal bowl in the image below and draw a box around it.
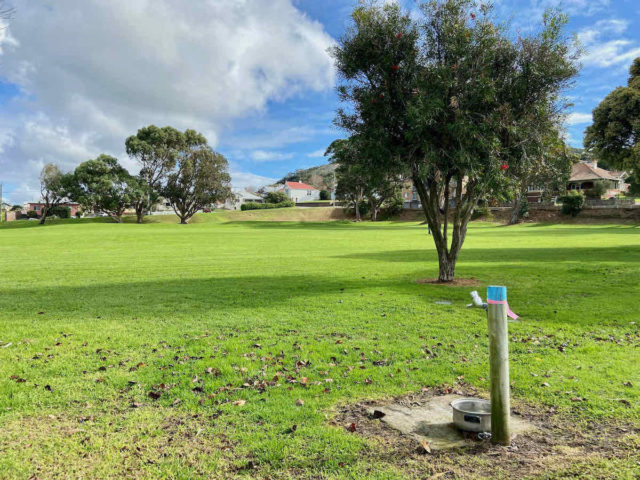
[451,398,491,433]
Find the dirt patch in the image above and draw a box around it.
[417,278,481,287]
[331,386,640,479]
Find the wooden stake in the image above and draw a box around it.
[487,285,510,445]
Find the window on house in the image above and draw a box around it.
[307,190,312,195]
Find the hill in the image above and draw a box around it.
[275,163,337,190]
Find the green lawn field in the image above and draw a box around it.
[1,212,639,479]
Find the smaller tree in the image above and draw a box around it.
[326,139,368,221]
[319,190,331,201]
[67,154,141,223]
[163,132,232,224]
[39,163,67,225]
[264,191,289,204]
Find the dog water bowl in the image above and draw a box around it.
[451,398,491,433]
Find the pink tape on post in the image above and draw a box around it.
[487,299,519,320]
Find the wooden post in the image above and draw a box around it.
[487,285,510,445]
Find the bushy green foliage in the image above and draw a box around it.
[319,190,330,201]
[47,206,71,218]
[586,180,608,199]
[240,201,294,211]
[471,205,493,220]
[384,194,404,216]
[560,191,585,216]
[26,210,37,218]
[264,191,289,204]
[75,211,82,218]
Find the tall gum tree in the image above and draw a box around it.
[332,0,578,281]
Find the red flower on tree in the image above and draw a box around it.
[470,13,476,20]
[392,65,399,71]
[500,164,509,171]
[396,33,403,39]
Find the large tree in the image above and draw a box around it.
[38,163,68,225]
[332,0,578,281]
[584,57,640,174]
[125,125,183,223]
[67,154,142,223]
[163,130,232,224]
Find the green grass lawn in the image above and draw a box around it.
[1,213,639,479]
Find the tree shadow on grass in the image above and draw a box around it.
[335,245,640,264]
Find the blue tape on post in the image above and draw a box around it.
[487,286,507,302]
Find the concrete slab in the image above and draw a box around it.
[366,394,536,451]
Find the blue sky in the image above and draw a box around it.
[1,0,639,203]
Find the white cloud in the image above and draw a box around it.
[230,170,277,189]
[566,112,592,125]
[250,150,294,162]
[0,0,335,202]
[578,18,640,68]
[306,149,326,158]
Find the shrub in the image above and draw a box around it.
[586,180,607,199]
[75,211,82,218]
[264,191,289,204]
[560,191,584,217]
[26,210,38,218]
[319,190,330,201]
[384,195,404,217]
[471,205,492,220]
[48,206,71,218]
[240,201,295,211]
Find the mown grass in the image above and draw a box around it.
[0,211,639,479]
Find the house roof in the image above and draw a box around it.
[285,181,315,190]
[569,162,618,182]
[231,188,262,201]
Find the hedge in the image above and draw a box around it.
[241,201,295,211]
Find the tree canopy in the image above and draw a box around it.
[67,154,143,223]
[38,163,69,225]
[585,57,640,174]
[163,131,232,224]
[332,0,578,281]
[125,125,184,223]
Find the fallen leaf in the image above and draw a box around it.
[296,398,304,406]
[347,422,356,432]
[148,390,161,400]
[417,439,431,454]
[233,399,246,406]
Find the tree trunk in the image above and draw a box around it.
[114,215,122,223]
[135,203,145,224]
[370,198,377,221]
[508,197,523,225]
[39,213,47,225]
[180,216,188,224]
[354,199,361,222]
[437,250,456,282]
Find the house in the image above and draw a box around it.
[223,188,264,210]
[282,181,320,202]
[566,161,628,198]
[25,201,81,217]
[401,182,421,209]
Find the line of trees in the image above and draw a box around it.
[331,0,579,281]
[38,126,233,225]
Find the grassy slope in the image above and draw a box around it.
[0,212,639,478]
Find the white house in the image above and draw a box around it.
[282,181,320,202]
[223,188,264,210]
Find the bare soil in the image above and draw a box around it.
[331,386,640,479]
[416,278,481,287]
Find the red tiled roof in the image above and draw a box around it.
[285,181,315,190]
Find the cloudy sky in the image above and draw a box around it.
[0,0,638,204]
